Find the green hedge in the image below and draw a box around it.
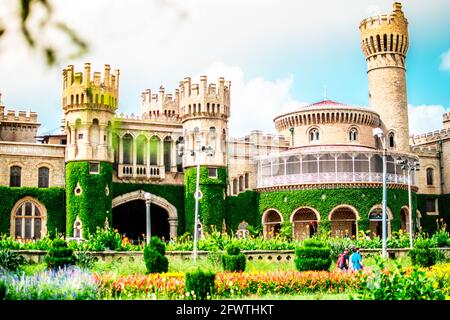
[184,167,227,234]
[0,186,65,238]
[295,239,331,271]
[112,182,185,235]
[222,244,246,272]
[226,190,259,235]
[259,187,414,233]
[44,238,76,270]
[144,237,168,274]
[66,161,113,237]
[185,269,215,300]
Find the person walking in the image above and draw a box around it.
[337,248,350,272]
[350,247,364,271]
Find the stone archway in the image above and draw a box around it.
[112,190,178,240]
[290,207,320,240]
[328,205,359,238]
[262,208,283,239]
[368,205,393,239]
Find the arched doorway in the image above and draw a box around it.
[262,209,283,239]
[400,207,409,233]
[112,190,178,242]
[113,200,170,243]
[368,205,392,238]
[290,207,319,240]
[329,205,358,238]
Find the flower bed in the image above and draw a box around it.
[94,270,368,299]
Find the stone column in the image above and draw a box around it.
[171,140,177,172]
[168,218,178,240]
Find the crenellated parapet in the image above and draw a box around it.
[62,63,120,114]
[411,128,450,145]
[443,112,450,129]
[0,106,38,124]
[179,76,231,122]
[141,86,180,119]
[359,2,408,71]
[411,145,438,157]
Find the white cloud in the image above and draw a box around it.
[195,62,306,138]
[366,4,382,16]
[440,49,450,71]
[408,104,449,135]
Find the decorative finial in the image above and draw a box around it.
[323,85,328,101]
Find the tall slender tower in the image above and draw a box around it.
[179,76,231,233]
[62,63,120,237]
[360,2,410,153]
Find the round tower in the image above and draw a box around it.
[359,2,410,153]
[179,76,231,233]
[62,63,120,237]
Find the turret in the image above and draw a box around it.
[359,2,410,153]
[179,75,231,168]
[62,63,119,238]
[141,86,179,119]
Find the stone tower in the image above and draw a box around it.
[359,2,410,153]
[179,76,231,233]
[62,63,120,237]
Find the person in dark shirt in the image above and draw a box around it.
[338,248,350,272]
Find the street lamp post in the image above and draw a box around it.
[144,192,151,245]
[177,128,213,262]
[373,128,388,258]
[397,159,420,249]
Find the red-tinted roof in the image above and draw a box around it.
[303,100,347,108]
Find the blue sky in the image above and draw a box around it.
[0,0,449,137]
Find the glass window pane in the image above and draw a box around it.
[15,218,22,238]
[25,219,32,239]
[34,207,41,216]
[16,207,23,216]
[34,219,42,239]
[25,202,32,216]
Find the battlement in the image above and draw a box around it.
[179,76,231,121]
[359,2,408,60]
[411,128,450,145]
[230,131,289,148]
[411,145,438,157]
[0,106,38,123]
[443,112,450,129]
[62,63,120,113]
[141,86,179,118]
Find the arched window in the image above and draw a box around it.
[244,173,249,189]
[73,216,83,239]
[349,128,358,141]
[388,132,395,148]
[10,166,21,187]
[164,136,172,172]
[12,199,45,240]
[150,136,160,166]
[309,128,319,142]
[232,179,238,195]
[426,168,434,186]
[239,176,243,192]
[122,134,133,164]
[38,167,49,188]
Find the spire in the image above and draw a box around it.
[323,84,327,101]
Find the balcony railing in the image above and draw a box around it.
[117,164,165,179]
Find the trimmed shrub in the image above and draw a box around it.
[185,269,215,300]
[409,248,438,267]
[222,244,246,272]
[295,239,331,271]
[44,238,76,270]
[0,280,6,300]
[75,251,98,269]
[144,237,168,274]
[0,249,26,272]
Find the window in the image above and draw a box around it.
[10,166,21,187]
[426,168,434,186]
[349,128,358,141]
[13,200,45,240]
[38,167,49,188]
[239,176,243,192]
[232,179,238,195]
[244,173,249,189]
[309,128,319,142]
[78,133,83,140]
[164,137,172,172]
[89,162,99,174]
[61,139,67,145]
[207,168,217,178]
[426,199,438,214]
[388,132,395,148]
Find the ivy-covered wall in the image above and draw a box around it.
[226,190,259,234]
[184,166,227,234]
[112,182,185,235]
[416,193,449,233]
[66,161,113,237]
[258,187,416,233]
[0,186,65,238]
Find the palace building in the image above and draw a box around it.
[0,2,448,242]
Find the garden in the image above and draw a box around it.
[0,220,449,300]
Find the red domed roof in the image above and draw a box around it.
[302,100,347,108]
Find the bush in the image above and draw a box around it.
[75,251,97,269]
[144,237,168,274]
[222,244,246,272]
[85,227,122,251]
[409,248,439,267]
[0,280,6,300]
[185,269,215,300]
[0,249,26,272]
[44,238,76,270]
[295,240,331,271]
[354,259,445,300]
